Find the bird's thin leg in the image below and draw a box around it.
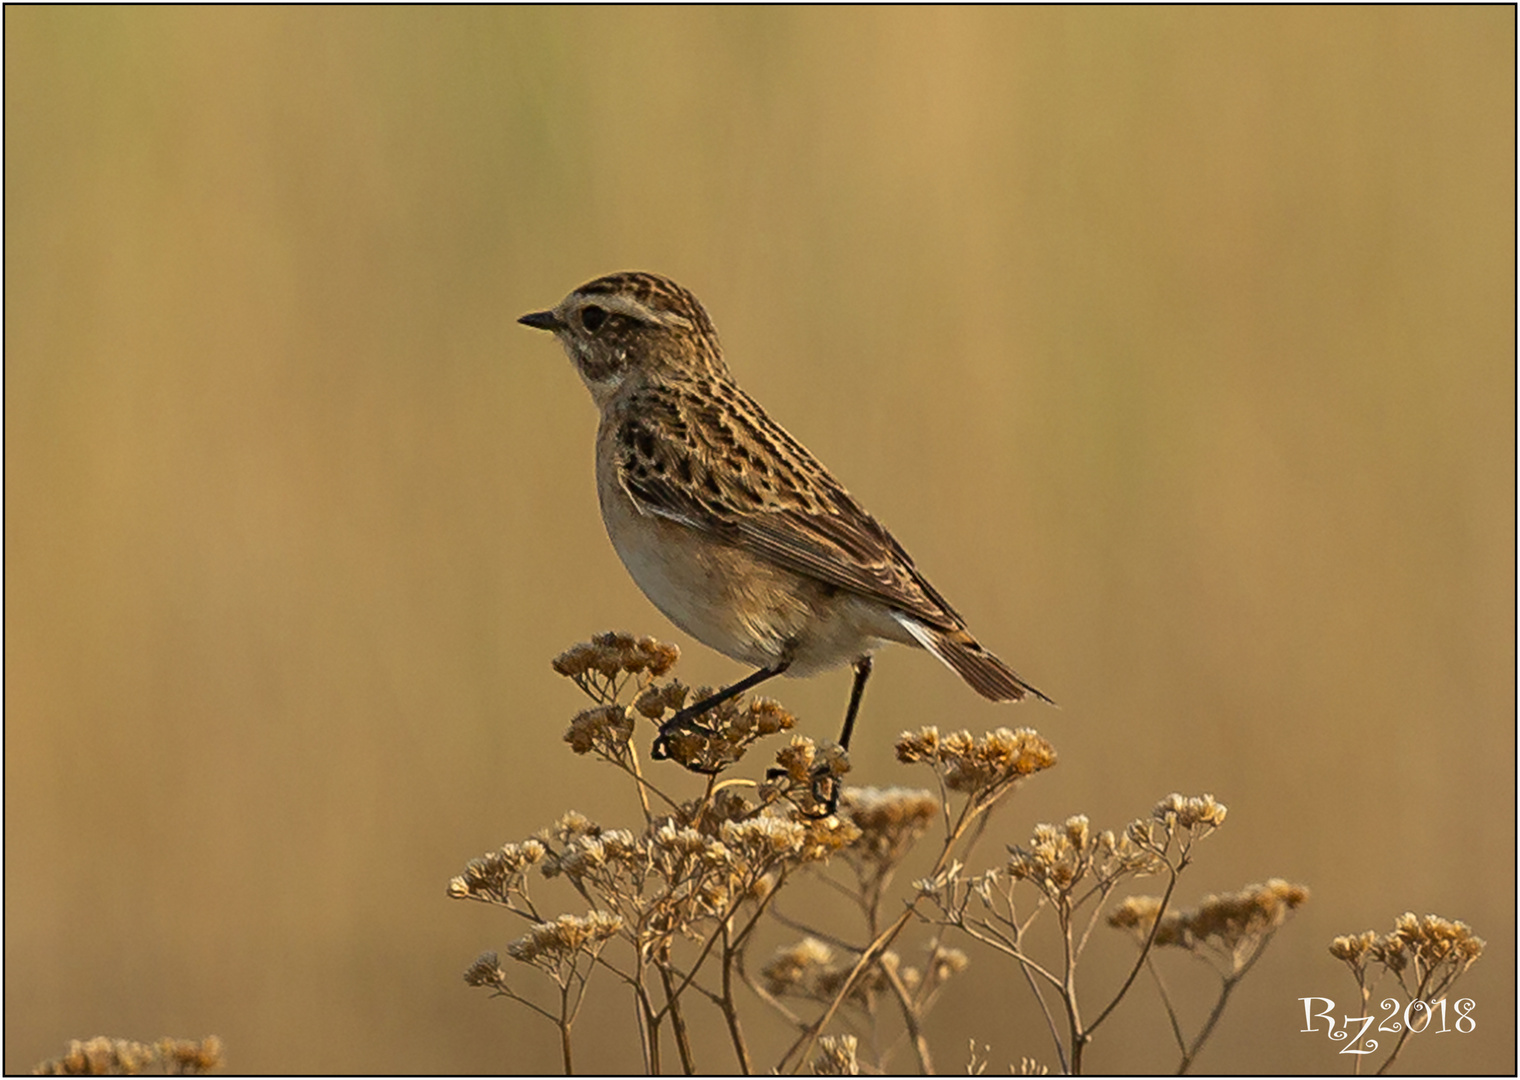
[836,655,873,750]
[652,661,790,760]
[810,655,873,815]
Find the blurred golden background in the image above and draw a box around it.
[5,7,1513,1074]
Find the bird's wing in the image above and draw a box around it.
[613,380,966,632]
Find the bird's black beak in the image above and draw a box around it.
[518,310,566,332]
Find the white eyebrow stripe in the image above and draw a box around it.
[578,292,694,330]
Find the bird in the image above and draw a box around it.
[518,271,1049,768]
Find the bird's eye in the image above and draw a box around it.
[580,305,608,333]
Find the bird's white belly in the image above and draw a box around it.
[598,475,909,676]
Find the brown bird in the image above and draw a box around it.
[520,271,1049,764]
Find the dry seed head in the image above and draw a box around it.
[762,937,836,995]
[842,786,939,864]
[1388,911,1486,966]
[896,726,1056,793]
[1064,814,1090,848]
[1113,880,1310,952]
[1184,879,1310,946]
[811,1034,860,1077]
[32,1036,224,1077]
[774,736,820,781]
[464,951,507,987]
[894,726,941,763]
[507,911,623,965]
[1153,793,1228,830]
[750,696,796,735]
[565,704,635,754]
[1106,895,1186,946]
[552,632,680,680]
[798,813,863,861]
[652,821,711,857]
[547,810,599,842]
[930,944,971,981]
[721,815,808,858]
[1330,930,1378,964]
[633,680,690,719]
[558,836,612,878]
[156,1037,224,1075]
[452,839,549,900]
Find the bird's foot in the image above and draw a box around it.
[763,753,848,818]
[651,707,727,773]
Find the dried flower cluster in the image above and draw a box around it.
[910,793,1240,1075]
[840,786,939,870]
[1109,879,1310,969]
[552,631,680,691]
[896,726,1057,800]
[657,691,799,773]
[1142,791,1227,833]
[1324,911,1486,1073]
[508,910,624,969]
[1006,814,1166,895]
[810,1033,860,1076]
[1331,911,1484,996]
[461,635,1341,1076]
[762,938,969,1012]
[452,805,857,946]
[32,1036,222,1076]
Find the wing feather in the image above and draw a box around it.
[615,381,967,633]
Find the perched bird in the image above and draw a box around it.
[519,271,1048,764]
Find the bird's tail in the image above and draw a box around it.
[895,615,1053,705]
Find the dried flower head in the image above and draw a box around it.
[756,736,851,815]
[632,679,691,719]
[32,1036,223,1077]
[895,726,1056,799]
[1185,879,1309,948]
[762,936,836,996]
[449,839,549,903]
[928,943,971,982]
[1008,814,1162,898]
[762,938,887,1008]
[464,951,507,988]
[564,704,636,757]
[649,691,798,773]
[721,815,807,861]
[796,812,863,861]
[811,1034,860,1076]
[1386,911,1486,968]
[1329,930,1378,965]
[841,786,939,868]
[1152,793,1227,831]
[552,632,680,702]
[553,632,680,681]
[506,910,624,968]
[1107,895,1184,946]
[546,810,599,843]
[1110,879,1310,973]
[1333,912,1484,1002]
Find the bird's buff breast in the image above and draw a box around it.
[595,467,797,667]
[595,451,912,676]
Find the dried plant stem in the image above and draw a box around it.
[558,983,575,1075]
[720,923,754,1074]
[1373,967,1442,1077]
[657,963,697,1074]
[1143,955,1187,1057]
[881,956,933,1074]
[1086,862,1182,1036]
[782,788,991,1073]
